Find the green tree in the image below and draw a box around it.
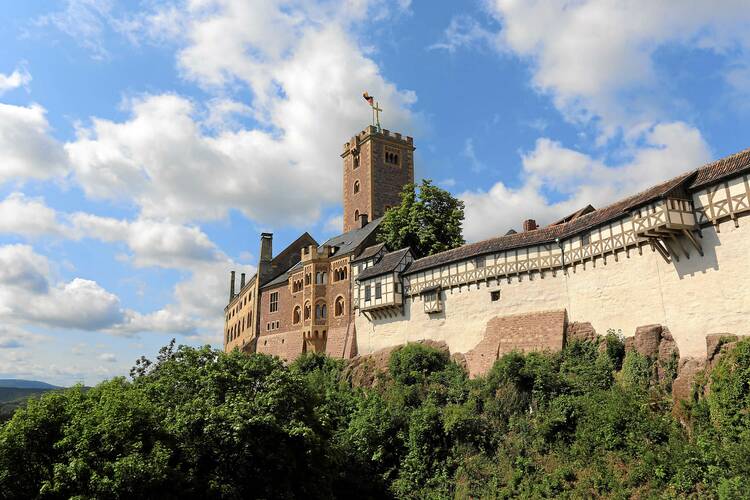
[377,179,465,258]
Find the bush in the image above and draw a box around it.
[621,351,653,391]
[388,343,449,386]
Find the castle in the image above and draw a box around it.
[224,124,750,376]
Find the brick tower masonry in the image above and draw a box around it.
[342,125,415,232]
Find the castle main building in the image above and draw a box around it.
[225,125,750,376]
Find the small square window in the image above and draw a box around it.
[491,290,501,302]
[475,256,485,268]
[581,233,590,246]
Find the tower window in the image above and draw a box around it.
[353,180,360,194]
[335,296,345,317]
[384,147,401,166]
[353,153,359,169]
[354,209,360,222]
[270,292,278,313]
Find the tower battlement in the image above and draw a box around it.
[342,125,414,155]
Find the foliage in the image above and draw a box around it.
[377,179,465,258]
[3,339,750,498]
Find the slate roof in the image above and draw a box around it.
[690,147,750,189]
[353,242,386,262]
[261,261,302,289]
[321,218,382,258]
[357,248,412,281]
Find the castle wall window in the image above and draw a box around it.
[364,284,371,302]
[293,306,301,324]
[354,180,360,194]
[375,282,382,299]
[305,273,311,285]
[316,303,327,319]
[335,296,345,317]
[355,209,360,222]
[384,147,401,166]
[353,153,359,169]
[581,233,590,246]
[475,255,485,268]
[491,290,501,302]
[304,302,311,320]
[270,292,279,313]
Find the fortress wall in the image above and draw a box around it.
[356,218,750,359]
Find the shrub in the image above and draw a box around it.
[708,339,750,436]
[389,343,449,386]
[621,351,653,391]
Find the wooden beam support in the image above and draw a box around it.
[682,229,704,256]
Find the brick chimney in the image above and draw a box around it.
[240,272,246,289]
[229,271,236,302]
[359,213,369,228]
[260,233,273,263]
[522,219,538,232]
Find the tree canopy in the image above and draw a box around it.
[2,337,750,498]
[377,179,465,258]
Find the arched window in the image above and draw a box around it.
[293,306,301,324]
[321,272,327,284]
[304,302,311,320]
[353,180,360,194]
[342,267,347,279]
[335,296,345,317]
[315,302,327,320]
[354,209,360,222]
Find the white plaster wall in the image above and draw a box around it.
[356,219,750,359]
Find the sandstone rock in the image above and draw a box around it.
[672,357,706,404]
[343,339,450,388]
[657,327,680,382]
[451,352,468,372]
[705,333,738,365]
[567,322,598,342]
[633,324,662,359]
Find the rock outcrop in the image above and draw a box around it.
[343,339,449,388]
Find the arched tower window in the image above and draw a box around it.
[293,306,301,324]
[335,296,345,317]
[304,301,311,320]
[354,209,360,222]
[353,180,360,194]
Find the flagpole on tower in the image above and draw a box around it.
[362,91,382,132]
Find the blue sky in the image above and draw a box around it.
[0,0,749,385]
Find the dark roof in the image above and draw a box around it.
[321,218,382,258]
[261,232,317,286]
[549,204,596,226]
[261,261,302,289]
[690,147,750,189]
[353,242,386,262]
[406,169,699,275]
[357,248,412,281]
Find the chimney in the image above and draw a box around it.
[240,272,246,289]
[359,213,369,228]
[229,271,236,302]
[522,219,538,232]
[260,233,273,263]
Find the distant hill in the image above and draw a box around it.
[0,379,60,389]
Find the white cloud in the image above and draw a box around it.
[0,103,69,185]
[0,65,32,94]
[429,14,499,53]
[0,192,61,237]
[64,0,418,227]
[462,138,485,173]
[486,0,750,133]
[98,352,116,362]
[461,121,712,241]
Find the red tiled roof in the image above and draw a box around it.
[690,147,750,189]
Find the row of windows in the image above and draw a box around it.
[363,282,383,302]
[292,296,346,324]
[266,321,280,331]
[333,267,348,281]
[226,311,252,343]
[227,290,253,321]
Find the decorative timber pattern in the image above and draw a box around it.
[693,174,750,227]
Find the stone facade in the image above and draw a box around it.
[342,126,414,232]
[225,125,750,378]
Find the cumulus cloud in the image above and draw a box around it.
[484,0,750,133]
[0,65,32,94]
[461,121,712,241]
[64,0,418,227]
[0,192,61,237]
[0,103,69,185]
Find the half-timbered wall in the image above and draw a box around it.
[356,172,750,359]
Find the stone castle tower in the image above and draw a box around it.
[341,125,415,232]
